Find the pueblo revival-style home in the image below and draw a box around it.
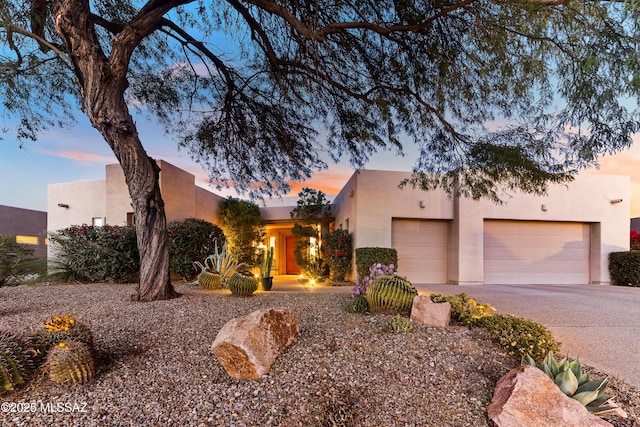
[47,160,630,285]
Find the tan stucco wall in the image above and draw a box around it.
[195,187,225,225]
[106,164,132,225]
[333,170,629,285]
[48,180,107,233]
[158,160,197,223]
[50,160,227,232]
[459,174,630,285]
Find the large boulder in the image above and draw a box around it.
[211,308,299,380]
[488,365,613,427]
[410,295,451,327]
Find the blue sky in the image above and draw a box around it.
[0,110,410,212]
[2,108,639,217]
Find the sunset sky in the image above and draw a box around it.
[1,110,639,217]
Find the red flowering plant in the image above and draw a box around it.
[323,229,352,282]
[631,230,640,251]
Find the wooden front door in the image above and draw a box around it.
[285,236,301,275]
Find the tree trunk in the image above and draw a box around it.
[52,0,178,301]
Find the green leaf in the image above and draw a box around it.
[555,368,579,396]
[575,377,608,394]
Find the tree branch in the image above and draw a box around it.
[0,21,72,64]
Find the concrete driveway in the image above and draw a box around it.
[414,283,640,388]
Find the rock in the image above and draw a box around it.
[488,365,613,427]
[410,295,451,327]
[211,308,299,380]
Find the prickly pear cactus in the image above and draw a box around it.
[0,330,35,394]
[228,272,258,296]
[198,271,223,290]
[30,314,95,363]
[365,275,417,314]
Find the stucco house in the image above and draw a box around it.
[0,205,48,259]
[48,161,630,285]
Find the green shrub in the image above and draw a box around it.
[49,225,139,283]
[383,314,412,333]
[168,218,225,280]
[430,293,496,326]
[219,198,265,266]
[355,248,397,279]
[476,314,561,360]
[324,229,352,281]
[344,296,369,314]
[0,235,35,287]
[608,251,640,287]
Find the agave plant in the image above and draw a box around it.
[522,351,623,417]
[192,240,246,285]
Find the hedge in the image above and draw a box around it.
[609,251,640,287]
[355,247,397,279]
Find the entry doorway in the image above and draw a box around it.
[285,235,301,275]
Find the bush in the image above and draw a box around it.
[631,230,640,251]
[219,198,265,266]
[0,235,35,286]
[49,225,139,283]
[168,218,225,280]
[324,229,352,281]
[355,247,397,280]
[429,293,496,325]
[608,251,640,287]
[475,314,561,361]
[343,296,369,314]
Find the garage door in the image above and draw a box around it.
[392,219,449,284]
[483,220,590,285]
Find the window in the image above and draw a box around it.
[126,212,135,226]
[92,217,104,227]
[16,235,38,245]
[345,218,349,232]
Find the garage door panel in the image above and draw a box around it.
[392,219,448,284]
[484,220,590,285]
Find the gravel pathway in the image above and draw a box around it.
[0,282,638,426]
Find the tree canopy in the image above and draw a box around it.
[2,0,639,199]
[1,0,639,299]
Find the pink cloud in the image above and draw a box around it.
[39,149,116,164]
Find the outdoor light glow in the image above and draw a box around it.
[269,236,276,248]
[309,279,316,285]
[309,237,317,258]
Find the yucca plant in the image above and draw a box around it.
[0,330,35,394]
[47,340,95,385]
[522,351,622,417]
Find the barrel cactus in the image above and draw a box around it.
[0,330,35,394]
[522,351,623,417]
[197,271,223,290]
[47,340,95,385]
[30,314,95,363]
[228,272,258,296]
[365,275,418,314]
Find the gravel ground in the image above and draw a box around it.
[0,282,638,427]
